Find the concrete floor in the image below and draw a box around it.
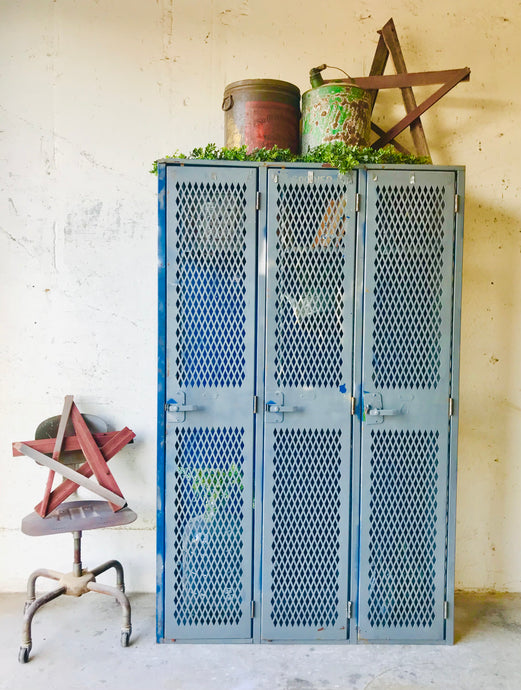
[1,591,520,690]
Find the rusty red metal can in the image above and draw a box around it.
[222,79,301,154]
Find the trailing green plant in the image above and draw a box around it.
[180,463,244,521]
[150,142,429,175]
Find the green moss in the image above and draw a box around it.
[151,142,430,175]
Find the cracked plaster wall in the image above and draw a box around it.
[0,0,520,592]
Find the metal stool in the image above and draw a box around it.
[19,500,137,663]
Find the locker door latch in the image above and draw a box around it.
[363,393,403,425]
[166,392,199,422]
[265,392,299,423]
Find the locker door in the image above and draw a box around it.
[357,169,457,642]
[261,168,357,641]
[164,165,257,640]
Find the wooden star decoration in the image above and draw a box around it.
[317,18,471,159]
[13,396,135,517]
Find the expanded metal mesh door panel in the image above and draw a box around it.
[366,429,440,629]
[371,184,446,391]
[273,178,349,388]
[169,427,247,632]
[358,170,456,642]
[268,429,344,631]
[262,169,355,641]
[172,177,249,389]
[164,166,257,640]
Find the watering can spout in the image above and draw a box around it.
[309,64,327,88]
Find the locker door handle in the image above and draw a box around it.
[166,403,198,413]
[363,393,405,425]
[367,407,401,417]
[266,403,298,413]
[166,393,199,422]
[265,393,300,422]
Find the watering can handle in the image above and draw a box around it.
[309,64,355,88]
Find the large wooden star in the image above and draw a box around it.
[13,396,135,517]
[315,18,470,158]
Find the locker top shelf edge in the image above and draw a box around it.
[156,158,465,173]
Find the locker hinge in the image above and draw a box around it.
[350,396,356,416]
[443,601,449,619]
[347,601,353,619]
[355,193,362,212]
[256,191,261,210]
[253,395,259,414]
[454,194,460,213]
[449,397,455,416]
[250,601,256,618]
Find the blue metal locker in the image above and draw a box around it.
[157,161,464,645]
[355,168,463,643]
[161,164,258,641]
[260,168,357,641]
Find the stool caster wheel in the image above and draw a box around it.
[121,628,131,647]
[19,644,31,664]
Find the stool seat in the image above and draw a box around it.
[21,500,137,536]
